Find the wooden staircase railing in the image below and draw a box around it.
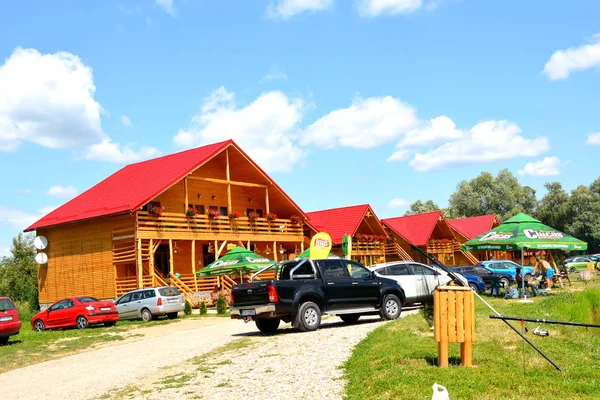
[220,275,236,291]
[169,273,196,305]
[455,242,479,264]
[385,243,414,261]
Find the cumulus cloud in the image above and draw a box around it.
[0,205,49,230]
[518,157,562,177]
[174,87,305,173]
[46,185,78,198]
[83,139,162,163]
[0,47,104,152]
[267,0,334,19]
[387,198,411,208]
[586,132,600,145]
[120,115,132,127]
[301,96,419,149]
[260,64,288,83]
[156,0,177,16]
[543,34,600,80]
[408,120,549,172]
[357,0,423,17]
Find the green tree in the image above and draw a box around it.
[404,200,441,216]
[566,185,600,253]
[0,233,39,312]
[535,182,572,232]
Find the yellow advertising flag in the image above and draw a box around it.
[309,232,333,260]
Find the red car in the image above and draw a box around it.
[31,296,119,331]
[0,297,22,345]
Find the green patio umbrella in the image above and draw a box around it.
[196,246,274,277]
[462,213,587,252]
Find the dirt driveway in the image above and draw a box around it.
[0,314,401,400]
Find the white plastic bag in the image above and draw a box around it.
[431,383,449,400]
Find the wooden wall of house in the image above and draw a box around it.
[36,214,133,305]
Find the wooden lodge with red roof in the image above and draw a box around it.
[381,211,479,266]
[448,214,507,261]
[25,140,308,306]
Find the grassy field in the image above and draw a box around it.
[345,277,600,400]
[0,306,229,374]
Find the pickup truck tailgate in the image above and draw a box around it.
[232,282,270,306]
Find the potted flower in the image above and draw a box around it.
[228,211,240,220]
[185,207,197,217]
[208,209,220,220]
[150,205,163,218]
[266,212,278,222]
[289,214,302,224]
[247,211,259,222]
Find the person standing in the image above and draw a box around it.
[534,254,554,290]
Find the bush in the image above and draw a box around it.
[216,294,227,314]
[199,301,207,315]
[184,300,192,315]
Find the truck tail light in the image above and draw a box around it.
[157,298,163,306]
[267,285,278,302]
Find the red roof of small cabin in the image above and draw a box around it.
[448,214,498,240]
[381,211,443,246]
[26,140,306,231]
[306,204,373,244]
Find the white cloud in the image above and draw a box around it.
[543,34,600,80]
[83,139,161,163]
[174,87,305,173]
[357,0,423,17]
[0,47,104,152]
[388,198,410,208]
[0,246,10,259]
[586,132,600,145]
[46,185,79,198]
[156,0,177,16]
[0,205,45,230]
[408,120,549,172]
[260,65,288,83]
[120,115,132,127]
[301,95,419,149]
[267,0,334,19]
[518,157,562,177]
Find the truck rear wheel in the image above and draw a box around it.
[255,318,280,334]
[296,301,321,332]
[380,294,402,320]
[340,314,360,324]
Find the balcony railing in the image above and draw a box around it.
[136,211,303,237]
[352,240,386,254]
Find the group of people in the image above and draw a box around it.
[514,251,567,297]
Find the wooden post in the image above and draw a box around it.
[265,187,270,215]
[169,239,174,276]
[273,241,277,261]
[191,239,197,291]
[214,240,218,260]
[184,177,188,212]
[149,239,155,286]
[137,238,143,288]
[226,149,232,213]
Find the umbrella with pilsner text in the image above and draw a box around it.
[196,246,274,277]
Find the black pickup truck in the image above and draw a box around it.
[230,258,405,333]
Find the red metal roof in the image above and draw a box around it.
[448,214,498,240]
[27,140,295,231]
[306,204,373,244]
[381,211,442,246]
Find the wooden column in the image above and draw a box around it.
[301,241,304,252]
[184,177,189,211]
[273,241,277,261]
[265,187,270,215]
[191,240,197,291]
[169,239,174,275]
[226,149,232,212]
[214,240,218,260]
[149,239,155,285]
[137,238,143,288]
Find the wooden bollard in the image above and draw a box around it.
[433,286,475,367]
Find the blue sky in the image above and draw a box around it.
[1,0,600,256]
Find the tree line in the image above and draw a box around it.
[405,169,600,253]
[0,234,39,312]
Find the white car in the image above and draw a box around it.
[368,261,467,305]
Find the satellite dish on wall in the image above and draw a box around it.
[35,252,48,264]
[34,236,48,250]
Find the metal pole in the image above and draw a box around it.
[490,315,600,329]
[521,247,526,299]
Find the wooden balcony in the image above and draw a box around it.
[352,241,386,255]
[136,211,304,241]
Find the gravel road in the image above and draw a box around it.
[0,314,406,400]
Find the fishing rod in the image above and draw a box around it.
[410,244,562,371]
[490,315,600,329]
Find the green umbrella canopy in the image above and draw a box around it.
[462,213,587,252]
[196,246,274,277]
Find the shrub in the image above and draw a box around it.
[184,300,192,315]
[216,294,227,314]
[199,301,208,315]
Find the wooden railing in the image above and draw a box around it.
[169,273,196,305]
[177,274,197,292]
[455,242,479,264]
[196,276,220,291]
[220,275,236,291]
[353,241,386,254]
[385,243,414,261]
[136,211,303,237]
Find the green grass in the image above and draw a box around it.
[344,278,600,400]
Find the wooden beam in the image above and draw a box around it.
[273,240,277,262]
[214,240,218,260]
[265,187,270,215]
[184,177,189,212]
[149,239,155,280]
[169,239,174,275]
[217,240,228,258]
[187,176,267,188]
[137,238,143,288]
[191,239,196,291]
[226,149,232,212]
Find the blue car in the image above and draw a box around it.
[479,260,534,279]
[460,273,486,293]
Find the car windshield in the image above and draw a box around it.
[158,287,180,297]
[77,297,99,303]
[0,298,16,311]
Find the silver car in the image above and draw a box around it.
[115,287,184,322]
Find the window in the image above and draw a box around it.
[375,266,390,276]
[388,264,411,275]
[345,261,371,279]
[279,260,315,280]
[323,260,349,279]
[77,297,99,303]
[410,264,436,275]
[159,287,180,297]
[246,208,264,218]
[131,291,143,301]
[143,290,156,299]
[117,293,131,304]
[0,299,16,311]
[188,204,205,214]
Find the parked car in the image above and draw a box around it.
[115,287,184,322]
[479,260,534,280]
[231,258,404,333]
[0,297,22,345]
[369,261,469,304]
[31,297,119,331]
[453,264,514,289]
[564,255,600,272]
[456,272,486,293]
